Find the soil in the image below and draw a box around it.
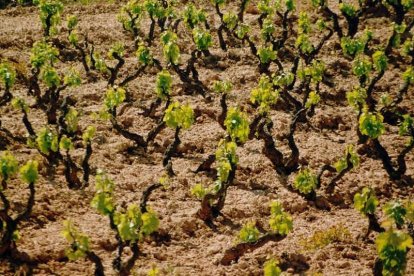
[0,0,413,275]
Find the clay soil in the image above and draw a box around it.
[0,0,413,275]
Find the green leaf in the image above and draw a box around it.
[191,183,209,199]
[376,229,412,275]
[402,66,414,84]
[30,41,59,69]
[215,139,238,184]
[238,222,260,243]
[212,80,232,94]
[359,112,385,139]
[263,258,282,276]
[346,86,367,111]
[62,220,90,260]
[352,55,372,78]
[235,23,250,39]
[36,127,59,155]
[91,171,115,216]
[11,97,29,113]
[59,136,74,151]
[295,33,313,54]
[399,115,413,136]
[66,15,78,30]
[339,3,358,17]
[297,11,311,34]
[261,18,275,40]
[340,36,367,57]
[104,87,126,111]
[372,51,388,73]
[258,45,277,64]
[269,201,293,235]
[82,126,96,144]
[0,151,18,183]
[19,160,38,184]
[0,62,16,89]
[193,28,213,51]
[64,107,79,134]
[285,0,295,11]
[108,42,124,59]
[250,75,279,114]
[258,0,274,14]
[163,102,194,130]
[273,71,294,87]
[384,201,407,228]
[136,44,153,66]
[293,168,318,195]
[147,266,160,276]
[224,108,250,143]
[353,187,378,215]
[141,208,159,236]
[305,91,320,109]
[155,69,172,101]
[41,66,60,87]
[334,145,360,173]
[183,3,207,29]
[223,12,237,30]
[114,204,143,242]
[64,68,81,86]
[37,0,64,36]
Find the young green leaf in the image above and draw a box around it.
[250,75,279,114]
[263,258,282,276]
[155,69,172,101]
[269,201,293,235]
[19,160,39,184]
[238,222,260,243]
[0,151,18,182]
[30,41,59,69]
[104,87,126,111]
[334,145,360,173]
[305,91,320,109]
[224,108,250,143]
[353,187,378,216]
[36,127,59,155]
[163,102,194,130]
[258,45,277,64]
[376,229,412,276]
[359,112,385,139]
[62,220,90,260]
[193,28,213,51]
[91,171,115,216]
[372,51,388,73]
[136,44,153,66]
[383,201,407,228]
[64,107,79,134]
[346,87,367,111]
[212,80,233,94]
[82,126,96,144]
[0,62,16,89]
[59,136,74,151]
[293,168,318,195]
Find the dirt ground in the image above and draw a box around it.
[0,0,413,275]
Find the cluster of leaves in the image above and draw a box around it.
[250,75,279,114]
[293,168,318,195]
[163,101,194,130]
[224,108,249,143]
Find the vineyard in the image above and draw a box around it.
[0,0,414,275]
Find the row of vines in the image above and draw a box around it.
[1,0,414,274]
